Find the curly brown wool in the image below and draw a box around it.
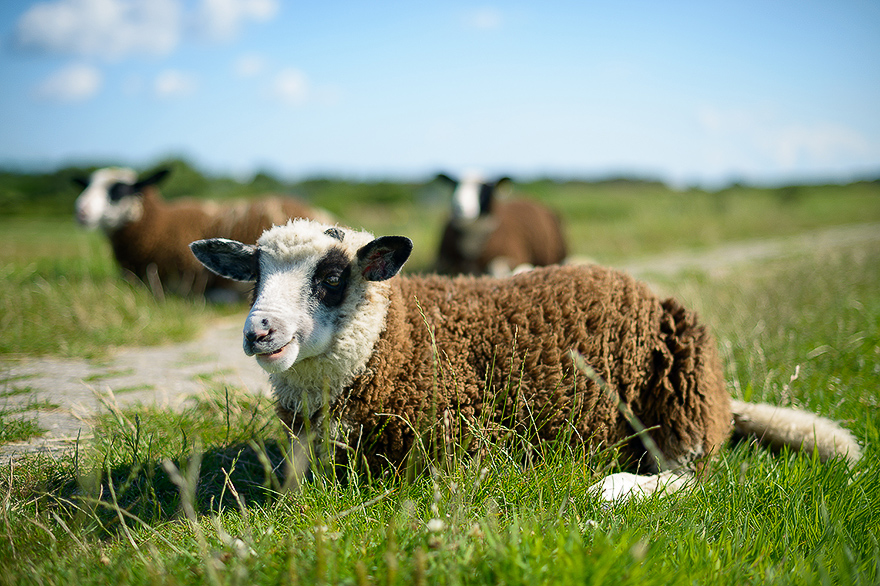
[315,264,730,473]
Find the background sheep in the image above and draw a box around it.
[433,173,567,276]
[190,219,862,499]
[74,166,329,300]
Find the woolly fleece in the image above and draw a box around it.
[278,263,731,472]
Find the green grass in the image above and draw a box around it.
[1,219,878,584]
[522,179,880,263]
[0,218,238,358]
[0,408,44,443]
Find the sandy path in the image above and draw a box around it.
[1,319,267,460]
[2,222,879,461]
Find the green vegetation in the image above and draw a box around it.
[1,165,879,584]
[0,217,220,358]
[0,408,44,443]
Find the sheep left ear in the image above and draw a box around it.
[356,236,413,281]
[190,238,258,282]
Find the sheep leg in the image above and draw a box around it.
[589,470,692,502]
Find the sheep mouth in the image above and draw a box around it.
[257,343,289,359]
[253,339,299,373]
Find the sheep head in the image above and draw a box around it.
[190,219,412,375]
[436,172,512,221]
[74,167,170,232]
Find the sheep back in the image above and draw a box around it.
[315,263,730,472]
[209,196,323,244]
[110,190,323,295]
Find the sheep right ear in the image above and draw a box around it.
[190,238,258,282]
[72,176,89,189]
[356,236,413,281]
[135,168,171,189]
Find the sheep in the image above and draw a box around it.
[433,173,567,276]
[74,166,329,300]
[190,219,862,500]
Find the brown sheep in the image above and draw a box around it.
[434,173,567,276]
[74,167,329,300]
[190,219,862,500]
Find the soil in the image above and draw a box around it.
[2,222,878,462]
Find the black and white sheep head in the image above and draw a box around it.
[436,173,512,220]
[190,220,412,375]
[73,167,170,232]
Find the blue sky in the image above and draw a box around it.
[1,0,878,186]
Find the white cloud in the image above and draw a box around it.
[270,68,308,105]
[770,123,870,169]
[697,105,874,174]
[195,0,279,42]
[34,63,102,102]
[154,69,198,98]
[233,53,266,77]
[14,0,181,60]
[462,7,502,30]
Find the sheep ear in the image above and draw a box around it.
[190,238,258,282]
[72,176,89,189]
[494,177,513,197]
[435,173,457,188]
[135,168,171,189]
[356,236,413,281]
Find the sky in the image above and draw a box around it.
[1,0,879,187]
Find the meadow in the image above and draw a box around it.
[1,172,879,584]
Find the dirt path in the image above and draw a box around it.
[1,319,267,460]
[2,222,879,461]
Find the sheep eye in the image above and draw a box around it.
[324,274,341,288]
[109,182,135,202]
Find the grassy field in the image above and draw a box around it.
[1,180,879,584]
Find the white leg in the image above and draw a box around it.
[589,471,691,502]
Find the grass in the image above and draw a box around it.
[0,218,238,358]
[0,183,879,584]
[0,408,44,443]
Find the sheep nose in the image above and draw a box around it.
[244,328,271,344]
[243,322,275,355]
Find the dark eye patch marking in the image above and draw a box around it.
[324,227,345,241]
[108,182,137,202]
[479,183,494,215]
[312,247,351,307]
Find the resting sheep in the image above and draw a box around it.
[434,173,567,276]
[190,219,862,499]
[74,166,329,300]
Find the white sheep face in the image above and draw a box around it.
[447,174,512,221]
[190,220,413,376]
[450,174,485,220]
[246,237,348,374]
[74,167,141,232]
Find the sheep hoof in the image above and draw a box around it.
[589,471,691,503]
